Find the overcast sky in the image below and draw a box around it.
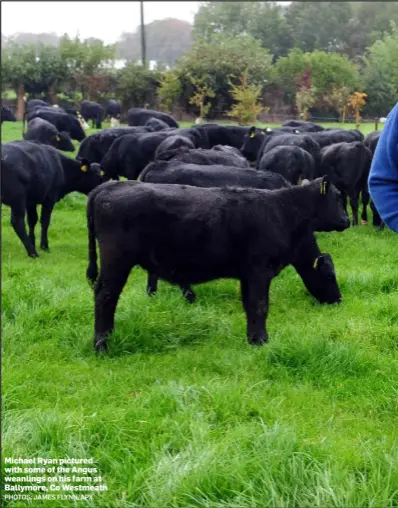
[1,1,201,43]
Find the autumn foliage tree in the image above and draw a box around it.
[189,77,215,119]
[227,72,263,125]
[347,92,367,128]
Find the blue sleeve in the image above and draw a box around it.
[368,103,398,232]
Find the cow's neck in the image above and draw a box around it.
[277,185,318,232]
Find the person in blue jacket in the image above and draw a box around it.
[368,102,398,232]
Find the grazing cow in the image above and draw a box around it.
[363,130,384,228]
[1,104,16,123]
[156,146,250,168]
[194,123,250,149]
[26,107,86,142]
[141,161,343,304]
[2,141,102,257]
[127,108,179,128]
[24,118,75,152]
[86,177,349,352]
[258,145,315,184]
[26,99,50,111]
[75,127,150,164]
[320,141,373,226]
[106,99,121,119]
[364,131,381,154]
[240,127,301,163]
[99,129,205,180]
[155,135,195,160]
[307,129,364,148]
[145,117,170,131]
[80,100,105,129]
[282,120,325,132]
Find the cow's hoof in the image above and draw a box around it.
[361,219,367,225]
[248,334,268,346]
[40,244,49,251]
[184,290,197,304]
[28,251,39,258]
[94,337,108,354]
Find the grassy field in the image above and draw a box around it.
[2,120,398,508]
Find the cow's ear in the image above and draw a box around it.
[249,126,256,138]
[320,175,330,195]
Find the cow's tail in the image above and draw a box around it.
[86,190,99,287]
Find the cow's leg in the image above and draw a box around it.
[147,273,158,296]
[361,186,370,225]
[39,200,55,251]
[27,205,39,250]
[181,285,196,303]
[370,201,384,229]
[341,192,348,215]
[240,274,272,346]
[349,192,359,226]
[94,258,132,353]
[10,203,38,258]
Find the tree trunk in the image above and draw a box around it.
[16,85,25,121]
[49,83,57,105]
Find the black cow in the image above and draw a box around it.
[145,117,170,131]
[363,130,384,228]
[24,118,75,152]
[282,120,325,132]
[364,131,381,155]
[99,129,205,180]
[240,127,302,163]
[307,129,364,148]
[26,107,86,142]
[80,100,105,129]
[2,141,101,257]
[155,135,195,160]
[76,127,152,164]
[86,177,349,352]
[26,99,50,111]
[127,108,179,128]
[320,141,373,226]
[1,104,16,123]
[156,146,250,168]
[194,124,250,149]
[106,99,121,119]
[258,145,315,184]
[141,161,343,304]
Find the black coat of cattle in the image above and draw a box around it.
[320,141,373,226]
[76,127,151,164]
[1,141,101,258]
[258,145,315,184]
[157,146,250,168]
[80,100,105,129]
[1,104,16,123]
[282,120,325,132]
[155,135,195,160]
[105,99,121,119]
[24,118,75,152]
[140,161,342,303]
[194,124,250,149]
[86,177,349,352]
[127,108,179,128]
[26,99,50,111]
[364,130,384,228]
[99,129,205,180]
[26,107,86,142]
[145,117,170,131]
[307,129,364,148]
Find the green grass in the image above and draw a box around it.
[2,120,398,508]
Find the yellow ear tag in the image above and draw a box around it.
[100,170,104,176]
[313,258,319,269]
[320,181,327,194]
[81,164,88,172]
[56,135,60,141]
[250,132,255,138]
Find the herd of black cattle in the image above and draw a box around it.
[1,99,384,352]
